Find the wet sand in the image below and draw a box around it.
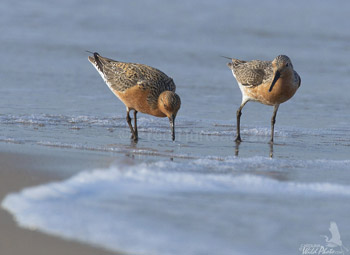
[0,144,120,255]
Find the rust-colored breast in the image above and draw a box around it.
[113,85,166,117]
[245,77,298,106]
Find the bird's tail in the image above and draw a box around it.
[87,51,104,72]
[221,55,246,70]
[220,55,233,60]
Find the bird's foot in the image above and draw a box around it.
[235,136,242,143]
[131,133,138,141]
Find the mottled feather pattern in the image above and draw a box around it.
[226,54,300,143]
[231,59,273,87]
[91,54,176,109]
[228,58,246,68]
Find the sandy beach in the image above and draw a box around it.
[0,143,118,255]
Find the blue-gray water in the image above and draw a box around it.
[1,1,350,255]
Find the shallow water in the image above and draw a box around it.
[1,0,350,254]
[3,158,350,255]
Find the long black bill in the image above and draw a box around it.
[269,70,281,92]
[169,115,175,141]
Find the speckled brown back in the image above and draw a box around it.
[89,53,176,109]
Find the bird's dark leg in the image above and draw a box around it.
[126,108,137,140]
[270,104,279,144]
[235,100,248,143]
[269,142,274,158]
[235,141,240,156]
[133,110,138,140]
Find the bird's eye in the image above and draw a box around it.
[286,63,289,67]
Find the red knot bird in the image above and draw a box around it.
[226,55,301,143]
[88,52,181,141]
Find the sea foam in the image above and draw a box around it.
[2,157,350,255]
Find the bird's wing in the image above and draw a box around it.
[329,222,341,242]
[233,60,272,87]
[96,55,175,93]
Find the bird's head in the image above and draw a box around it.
[158,91,181,141]
[269,55,293,92]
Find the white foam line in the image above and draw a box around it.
[2,158,350,255]
[3,158,350,204]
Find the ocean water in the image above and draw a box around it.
[3,158,350,255]
[1,0,350,254]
